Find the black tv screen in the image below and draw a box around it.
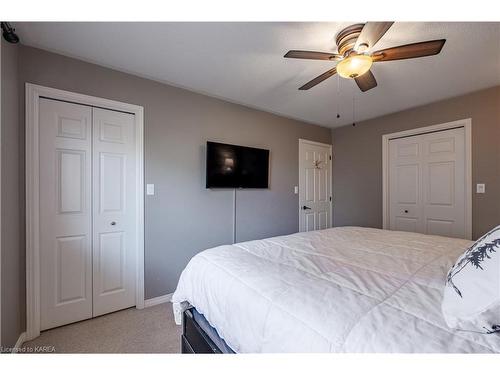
[206,142,269,188]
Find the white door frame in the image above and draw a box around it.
[298,139,333,230]
[25,83,145,340]
[382,118,472,240]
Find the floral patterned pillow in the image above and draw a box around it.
[442,225,500,335]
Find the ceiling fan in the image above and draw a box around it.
[284,22,446,92]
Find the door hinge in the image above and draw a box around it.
[329,155,332,160]
[329,196,332,202]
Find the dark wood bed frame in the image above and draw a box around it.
[181,308,224,354]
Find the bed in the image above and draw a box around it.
[171,226,500,353]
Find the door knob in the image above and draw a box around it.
[404,210,408,214]
[110,221,116,226]
[302,206,311,210]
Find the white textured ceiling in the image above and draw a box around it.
[15,22,500,128]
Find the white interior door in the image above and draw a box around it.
[39,99,137,330]
[299,140,332,232]
[92,107,137,317]
[388,127,466,238]
[39,98,93,330]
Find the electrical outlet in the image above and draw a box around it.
[476,183,485,194]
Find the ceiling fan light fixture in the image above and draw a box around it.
[336,54,373,79]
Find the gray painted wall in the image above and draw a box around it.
[331,86,500,240]
[17,45,331,299]
[1,39,25,349]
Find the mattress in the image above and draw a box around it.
[192,308,235,353]
[172,226,500,353]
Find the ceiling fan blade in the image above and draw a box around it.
[284,50,342,61]
[354,22,394,51]
[354,70,377,92]
[299,68,337,90]
[371,39,446,62]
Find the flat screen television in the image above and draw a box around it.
[206,141,269,188]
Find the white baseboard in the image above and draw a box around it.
[12,332,26,354]
[144,293,173,308]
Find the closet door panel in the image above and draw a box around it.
[421,128,466,238]
[388,137,424,233]
[39,99,93,330]
[92,107,137,317]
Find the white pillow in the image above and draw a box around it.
[442,225,500,335]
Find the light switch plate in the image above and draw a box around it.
[294,186,299,194]
[476,183,485,194]
[146,184,155,195]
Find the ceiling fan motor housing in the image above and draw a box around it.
[336,23,365,55]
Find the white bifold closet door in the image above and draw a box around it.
[39,98,136,331]
[388,127,466,238]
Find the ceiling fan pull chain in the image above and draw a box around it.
[352,94,356,127]
[336,75,341,119]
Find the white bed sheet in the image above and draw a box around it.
[171,227,500,353]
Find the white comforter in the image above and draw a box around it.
[171,227,500,353]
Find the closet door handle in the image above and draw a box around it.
[110,221,117,226]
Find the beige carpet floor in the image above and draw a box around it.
[22,302,181,353]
